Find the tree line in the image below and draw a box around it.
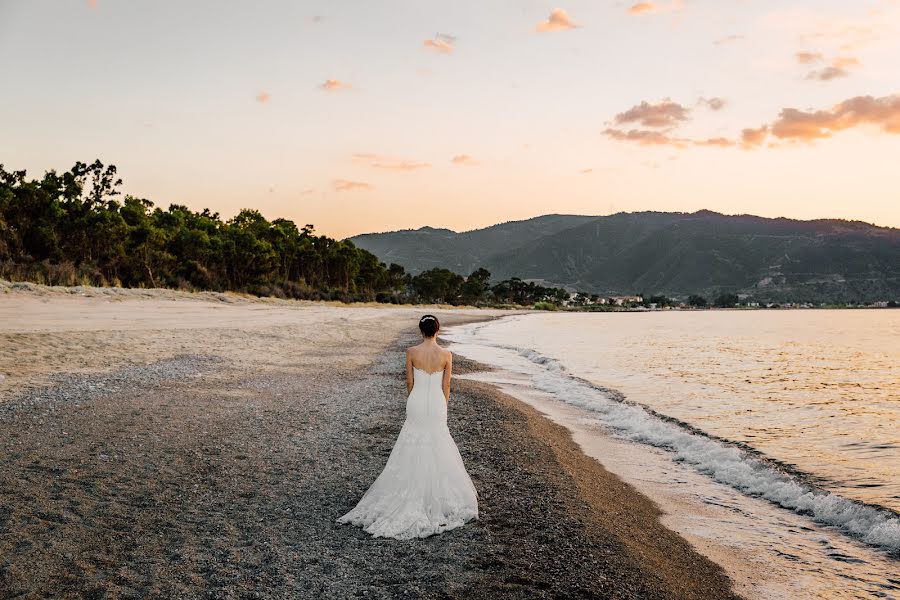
[0,160,568,306]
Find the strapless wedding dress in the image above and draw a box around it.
[336,367,479,539]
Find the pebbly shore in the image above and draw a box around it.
[1,341,739,598]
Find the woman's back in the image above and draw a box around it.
[407,342,451,374]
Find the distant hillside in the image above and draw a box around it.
[349,214,596,275]
[349,210,900,302]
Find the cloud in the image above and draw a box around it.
[700,97,727,111]
[424,33,455,53]
[806,66,847,81]
[800,22,878,48]
[770,94,900,141]
[694,137,735,147]
[832,56,861,69]
[321,79,352,91]
[450,154,479,166]
[535,9,578,32]
[627,0,684,16]
[765,6,893,53]
[333,179,374,192]
[603,128,688,147]
[606,93,900,150]
[256,91,270,103]
[737,126,768,148]
[795,51,824,64]
[627,2,656,15]
[797,52,860,81]
[614,100,691,128]
[353,153,430,171]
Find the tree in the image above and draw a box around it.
[688,294,708,307]
[411,268,464,304]
[714,293,739,308]
[0,160,576,306]
[648,294,669,307]
[460,267,491,305]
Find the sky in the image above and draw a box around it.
[1,1,899,239]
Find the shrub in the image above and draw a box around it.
[533,301,558,311]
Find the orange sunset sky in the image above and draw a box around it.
[2,1,899,238]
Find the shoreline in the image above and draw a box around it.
[0,288,738,597]
[449,355,740,598]
[444,313,900,598]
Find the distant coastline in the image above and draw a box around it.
[351,211,900,306]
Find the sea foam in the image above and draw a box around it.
[513,346,900,553]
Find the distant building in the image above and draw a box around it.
[871,301,888,308]
[611,295,643,306]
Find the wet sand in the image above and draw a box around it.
[0,283,738,598]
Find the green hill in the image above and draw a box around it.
[350,211,900,303]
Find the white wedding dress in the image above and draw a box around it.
[336,367,479,539]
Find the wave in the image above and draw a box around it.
[509,345,900,554]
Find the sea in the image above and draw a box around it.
[445,310,899,599]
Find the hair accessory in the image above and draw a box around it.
[420,315,436,322]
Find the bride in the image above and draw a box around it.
[336,314,479,539]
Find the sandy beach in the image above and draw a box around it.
[0,282,738,598]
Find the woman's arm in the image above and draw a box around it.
[442,352,453,403]
[405,349,414,394]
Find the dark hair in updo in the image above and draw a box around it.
[419,314,440,338]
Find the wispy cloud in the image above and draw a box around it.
[424,33,455,54]
[535,9,578,32]
[694,137,736,148]
[627,2,656,15]
[353,153,430,171]
[799,21,878,49]
[603,128,688,147]
[450,154,479,166]
[699,97,727,111]
[807,66,849,81]
[795,51,824,64]
[806,56,860,80]
[333,179,374,192]
[321,79,352,91]
[796,51,861,80]
[766,7,890,52]
[713,34,744,46]
[256,91,271,103]
[614,99,691,128]
[627,0,684,16]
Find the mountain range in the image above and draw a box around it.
[349,210,900,302]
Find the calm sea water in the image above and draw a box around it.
[446,310,899,599]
